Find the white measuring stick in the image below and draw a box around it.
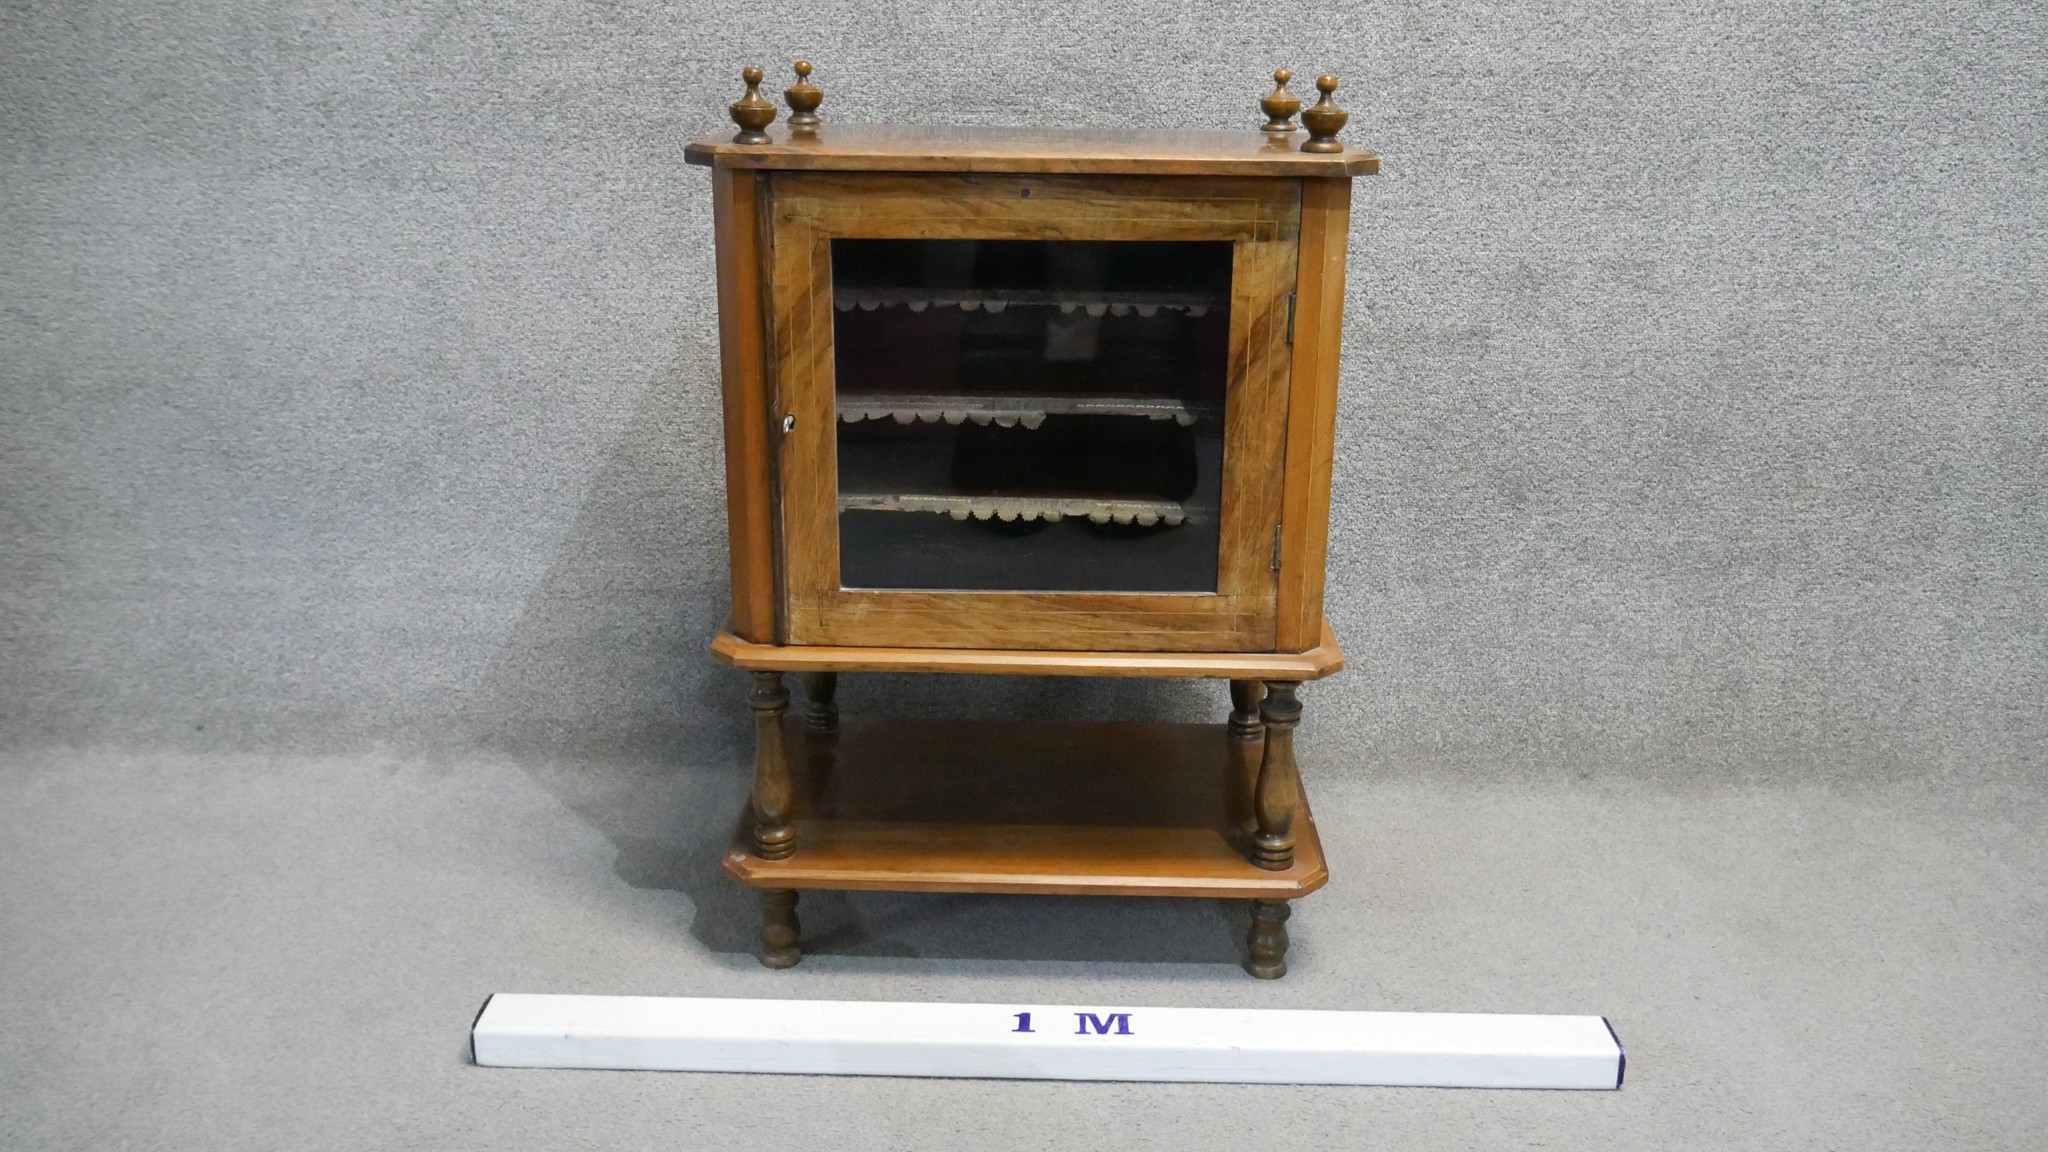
[471,994,1623,1089]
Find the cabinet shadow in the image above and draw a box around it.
[503,749,1256,969]
[469,363,1251,973]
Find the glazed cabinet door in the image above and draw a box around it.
[767,173,1300,651]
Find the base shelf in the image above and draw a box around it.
[724,715,1328,899]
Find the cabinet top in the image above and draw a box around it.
[683,124,1380,178]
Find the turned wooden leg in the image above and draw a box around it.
[1227,679,1265,742]
[1251,680,1302,870]
[1246,899,1291,979]
[800,672,839,733]
[759,888,801,969]
[749,671,797,860]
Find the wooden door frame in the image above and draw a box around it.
[767,172,1301,652]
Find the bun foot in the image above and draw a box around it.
[1246,898,1290,979]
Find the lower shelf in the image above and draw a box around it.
[724,716,1328,899]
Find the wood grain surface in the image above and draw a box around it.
[711,168,779,641]
[685,123,1381,177]
[769,173,1301,651]
[1275,177,1354,649]
[722,715,1330,898]
[709,616,1345,678]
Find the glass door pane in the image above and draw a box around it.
[831,239,1233,592]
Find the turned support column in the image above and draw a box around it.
[1251,680,1302,870]
[758,888,801,969]
[748,671,797,860]
[1246,899,1291,979]
[800,671,839,732]
[1227,679,1265,742]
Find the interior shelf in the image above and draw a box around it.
[827,238,1230,594]
[835,288,1220,316]
[724,715,1328,899]
[838,392,1205,428]
[840,491,1205,526]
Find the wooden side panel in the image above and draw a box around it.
[1275,179,1353,651]
[1214,231,1298,634]
[768,173,1303,652]
[768,200,839,641]
[712,167,778,641]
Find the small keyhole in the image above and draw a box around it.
[781,414,796,434]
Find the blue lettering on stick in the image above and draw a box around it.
[1074,1012,1134,1036]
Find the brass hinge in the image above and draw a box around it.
[1270,523,1284,572]
[1285,293,1296,345]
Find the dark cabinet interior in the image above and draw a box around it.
[832,239,1232,592]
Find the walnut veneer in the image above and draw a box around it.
[691,65,1374,977]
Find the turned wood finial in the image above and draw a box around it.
[784,60,823,129]
[729,65,777,145]
[1260,68,1302,134]
[1300,73,1348,153]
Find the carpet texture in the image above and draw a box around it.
[3,749,2044,1149]
[2,0,2043,1147]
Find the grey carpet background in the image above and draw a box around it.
[2,1,2043,1149]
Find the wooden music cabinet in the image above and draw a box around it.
[687,66,1377,978]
